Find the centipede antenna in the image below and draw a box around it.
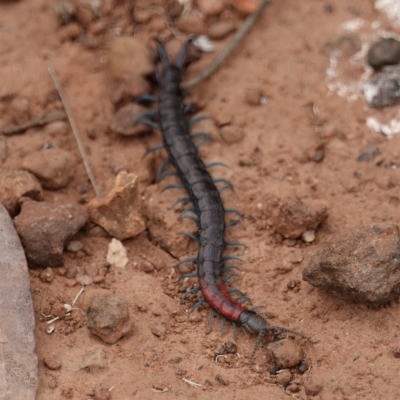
[175,36,195,70]
[156,40,170,68]
[249,329,266,365]
[268,326,317,344]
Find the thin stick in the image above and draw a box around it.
[0,110,67,136]
[181,0,272,90]
[48,65,100,197]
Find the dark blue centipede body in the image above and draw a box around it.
[154,40,308,362]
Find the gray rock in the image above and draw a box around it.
[303,223,400,305]
[14,200,88,267]
[87,294,132,344]
[367,38,400,70]
[0,170,42,216]
[0,203,37,399]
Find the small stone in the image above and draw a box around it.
[267,339,304,369]
[215,374,229,386]
[40,267,55,283]
[313,149,325,163]
[197,0,224,16]
[245,88,263,106]
[21,148,75,190]
[276,370,291,386]
[325,34,362,58]
[133,6,153,23]
[66,265,78,278]
[45,121,69,137]
[302,229,316,243]
[87,172,145,240]
[208,21,236,40]
[139,259,154,273]
[87,294,132,344]
[44,354,62,370]
[220,125,245,143]
[106,238,128,269]
[110,103,152,136]
[363,68,400,108]
[76,275,93,286]
[303,223,400,305]
[368,38,400,70]
[304,376,322,396]
[67,240,83,252]
[0,170,42,216]
[54,1,76,24]
[232,0,260,16]
[61,386,74,399]
[110,73,150,106]
[175,11,205,35]
[357,143,380,162]
[14,200,88,267]
[151,324,166,338]
[271,199,327,239]
[109,37,153,80]
[78,348,108,372]
[9,97,30,124]
[298,360,309,374]
[286,383,300,393]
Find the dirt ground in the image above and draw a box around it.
[1,0,400,399]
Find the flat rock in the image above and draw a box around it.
[87,294,132,344]
[110,73,150,106]
[208,21,236,40]
[271,199,327,239]
[109,37,153,80]
[303,223,400,305]
[0,203,37,399]
[21,148,75,189]
[197,0,224,16]
[109,103,152,136]
[87,171,145,240]
[14,200,88,267]
[0,170,42,216]
[367,38,400,70]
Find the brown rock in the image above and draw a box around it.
[0,170,42,216]
[197,0,224,16]
[367,38,400,70]
[232,0,261,16]
[271,199,327,239]
[72,347,108,372]
[0,134,7,162]
[87,294,132,344]
[276,370,291,386]
[267,339,303,369]
[44,354,62,370]
[14,200,88,267]
[220,125,245,143]
[208,21,236,40]
[303,376,322,396]
[109,37,153,80]
[110,73,151,106]
[21,148,75,190]
[40,267,55,283]
[303,224,400,305]
[58,22,82,42]
[109,103,153,136]
[175,11,205,35]
[9,97,30,124]
[87,171,145,240]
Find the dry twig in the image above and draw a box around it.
[48,65,100,197]
[181,0,272,90]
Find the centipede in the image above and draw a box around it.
[141,39,309,364]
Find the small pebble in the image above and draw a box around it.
[245,88,263,106]
[44,354,62,370]
[54,1,76,24]
[302,229,316,243]
[45,121,69,137]
[220,125,245,143]
[286,383,300,393]
[76,275,93,286]
[197,0,224,16]
[93,386,111,400]
[276,370,291,386]
[304,376,322,396]
[175,11,205,35]
[232,0,260,16]
[267,339,304,369]
[393,347,400,358]
[110,103,152,136]
[368,38,400,70]
[151,324,166,338]
[215,374,229,386]
[67,240,83,252]
[313,149,325,162]
[9,97,30,124]
[40,267,55,283]
[298,360,309,373]
[208,21,236,40]
[106,238,128,269]
[139,259,154,273]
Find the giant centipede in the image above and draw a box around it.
[142,39,309,363]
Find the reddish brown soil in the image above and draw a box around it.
[1,0,400,399]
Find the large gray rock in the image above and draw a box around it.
[303,224,400,305]
[0,203,37,399]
